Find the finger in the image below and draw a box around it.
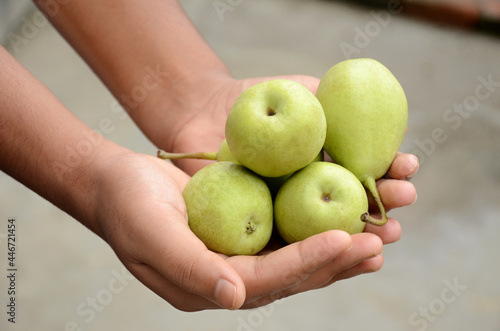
[324,254,385,286]
[385,152,419,180]
[133,207,246,310]
[364,217,402,244]
[289,233,383,290]
[321,233,383,273]
[124,260,218,311]
[323,150,333,163]
[230,230,352,302]
[322,152,419,181]
[243,233,383,308]
[368,179,417,212]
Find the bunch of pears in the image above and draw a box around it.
[158,58,408,256]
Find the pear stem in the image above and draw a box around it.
[157,150,218,161]
[361,176,388,226]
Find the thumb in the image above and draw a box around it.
[126,208,246,310]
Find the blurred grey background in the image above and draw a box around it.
[1,0,500,330]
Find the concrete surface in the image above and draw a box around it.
[1,0,500,330]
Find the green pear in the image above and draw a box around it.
[225,79,327,178]
[274,162,368,244]
[157,139,239,163]
[216,139,239,163]
[182,162,273,256]
[315,58,408,226]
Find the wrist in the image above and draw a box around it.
[65,138,131,239]
[136,69,236,152]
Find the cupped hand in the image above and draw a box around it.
[92,150,416,311]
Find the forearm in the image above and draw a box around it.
[34,0,232,150]
[0,46,124,237]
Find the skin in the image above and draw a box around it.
[0,0,418,312]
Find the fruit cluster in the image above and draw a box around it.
[158,58,408,256]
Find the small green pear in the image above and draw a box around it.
[182,162,273,256]
[157,139,239,163]
[216,139,239,163]
[274,162,368,244]
[315,58,408,226]
[225,79,327,178]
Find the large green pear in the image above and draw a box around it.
[274,162,368,244]
[182,162,273,256]
[157,139,239,164]
[315,58,408,226]
[225,79,327,177]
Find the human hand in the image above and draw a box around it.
[92,150,416,311]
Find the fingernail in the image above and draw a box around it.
[410,192,418,206]
[215,279,237,310]
[405,154,419,180]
